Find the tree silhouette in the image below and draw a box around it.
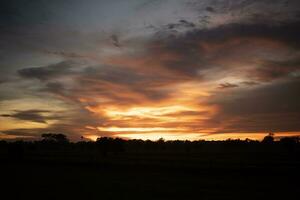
[262,132,275,144]
[96,137,125,156]
[41,133,69,143]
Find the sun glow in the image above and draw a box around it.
[114,133,205,141]
[103,105,194,118]
[97,126,180,132]
[83,89,219,139]
[83,134,99,141]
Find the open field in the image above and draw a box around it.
[1,139,299,200]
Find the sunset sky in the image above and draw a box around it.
[1,0,300,141]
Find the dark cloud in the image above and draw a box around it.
[251,58,300,81]
[208,79,300,132]
[149,19,300,80]
[166,19,195,30]
[1,109,52,123]
[218,83,239,89]
[205,7,215,12]
[1,129,41,137]
[44,50,90,59]
[43,82,66,94]
[18,61,76,81]
[175,20,300,48]
[1,106,104,140]
[70,65,177,103]
[221,80,300,115]
[111,34,121,48]
[0,79,8,84]
[39,81,72,102]
[0,0,51,26]
[17,60,176,109]
[241,81,260,86]
[188,0,300,24]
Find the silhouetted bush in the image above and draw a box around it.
[280,137,299,152]
[262,133,274,144]
[41,133,69,143]
[0,133,299,166]
[96,137,125,156]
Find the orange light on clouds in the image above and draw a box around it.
[83,134,99,141]
[97,126,179,132]
[103,105,194,119]
[81,80,220,140]
[199,132,300,141]
[114,132,300,141]
[114,133,205,141]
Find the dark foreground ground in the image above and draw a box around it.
[1,139,300,199]
[2,161,300,200]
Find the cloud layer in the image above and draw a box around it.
[1,0,300,140]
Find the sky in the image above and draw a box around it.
[0,0,300,141]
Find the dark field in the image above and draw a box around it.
[1,138,300,200]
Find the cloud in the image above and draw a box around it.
[165,19,196,31]
[240,81,260,86]
[218,83,239,89]
[251,58,300,81]
[145,19,300,84]
[187,0,300,25]
[18,61,77,81]
[12,18,300,138]
[208,79,300,133]
[1,129,41,137]
[205,6,215,12]
[1,0,300,140]
[111,34,121,48]
[1,109,52,123]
